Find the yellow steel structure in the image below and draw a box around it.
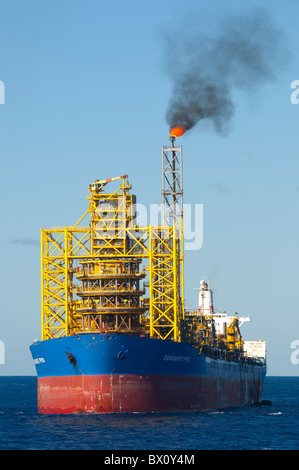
[226,318,244,352]
[41,175,184,342]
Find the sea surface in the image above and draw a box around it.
[0,376,298,450]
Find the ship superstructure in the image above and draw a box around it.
[40,143,184,343]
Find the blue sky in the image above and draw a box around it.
[0,0,299,375]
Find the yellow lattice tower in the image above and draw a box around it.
[41,167,184,342]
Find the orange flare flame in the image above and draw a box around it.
[170,125,185,138]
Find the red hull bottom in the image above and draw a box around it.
[38,374,264,414]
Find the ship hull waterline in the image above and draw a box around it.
[30,334,266,414]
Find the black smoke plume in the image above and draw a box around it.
[164,8,287,135]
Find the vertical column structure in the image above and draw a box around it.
[148,138,184,341]
[162,136,183,229]
[41,228,69,340]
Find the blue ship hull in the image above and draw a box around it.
[30,334,266,414]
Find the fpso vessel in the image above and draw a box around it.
[30,135,266,414]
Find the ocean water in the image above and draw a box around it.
[0,376,298,450]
